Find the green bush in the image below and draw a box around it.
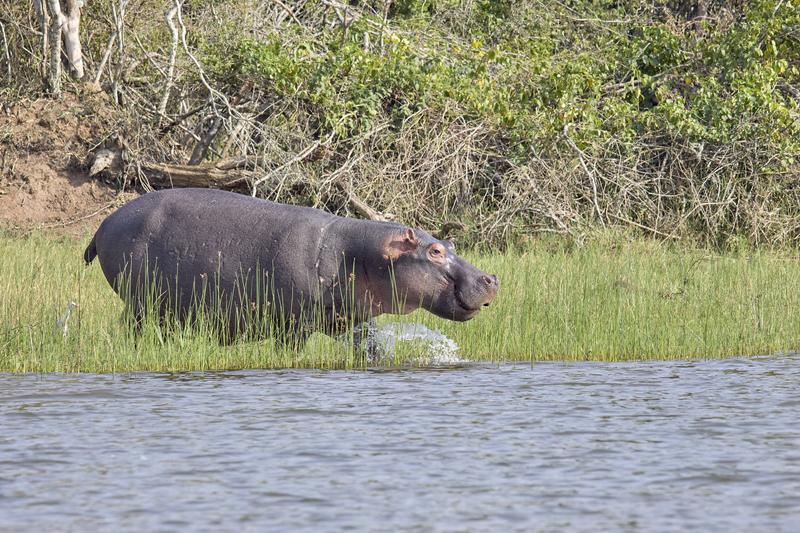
[198,1,798,155]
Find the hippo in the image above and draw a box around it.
[83,188,498,355]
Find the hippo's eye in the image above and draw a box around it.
[428,245,445,261]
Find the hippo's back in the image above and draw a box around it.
[89,188,335,304]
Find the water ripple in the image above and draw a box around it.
[1,357,800,531]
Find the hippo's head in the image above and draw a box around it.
[379,228,499,321]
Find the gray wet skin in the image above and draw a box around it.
[84,188,499,350]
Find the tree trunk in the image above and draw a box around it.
[40,0,84,95]
[32,0,48,79]
[45,0,64,95]
[62,0,84,79]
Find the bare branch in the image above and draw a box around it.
[563,125,606,226]
[271,0,303,26]
[92,32,117,86]
[188,114,224,165]
[158,1,180,120]
[110,0,130,102]
[0,21,11,79]
[251,138,327,197]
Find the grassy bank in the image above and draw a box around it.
[2,232,800,372]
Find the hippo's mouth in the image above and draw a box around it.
[443,275,484,318]
[454,288,481,314]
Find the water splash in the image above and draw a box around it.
[369,322,465,366]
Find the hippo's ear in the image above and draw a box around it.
[383,228,419,260]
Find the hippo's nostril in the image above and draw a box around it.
[480,275,499,289]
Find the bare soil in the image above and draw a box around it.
[0,92,137,236]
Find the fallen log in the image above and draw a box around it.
[89,148,255,191]
[142,161,255,190]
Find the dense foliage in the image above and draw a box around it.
[204,1,799,153]
[2,1,799,247]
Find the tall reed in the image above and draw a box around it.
[2,231,800,372]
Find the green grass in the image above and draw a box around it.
[2,231,800,372]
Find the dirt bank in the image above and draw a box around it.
[0,93,136,236]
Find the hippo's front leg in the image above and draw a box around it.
[338,319,387,363]
[354,319,386,362]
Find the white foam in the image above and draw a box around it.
[371,322,465,366]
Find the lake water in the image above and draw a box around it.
[2,357,799,532]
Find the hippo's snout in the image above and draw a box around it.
[451,270,499,320]
[479,274,499,306]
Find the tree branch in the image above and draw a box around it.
[158,1,180,120]
[62,0,84,79]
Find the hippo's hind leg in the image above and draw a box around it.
[119,299,145,343]
[121,297,168,345]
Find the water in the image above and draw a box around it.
[2,357,800,532]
